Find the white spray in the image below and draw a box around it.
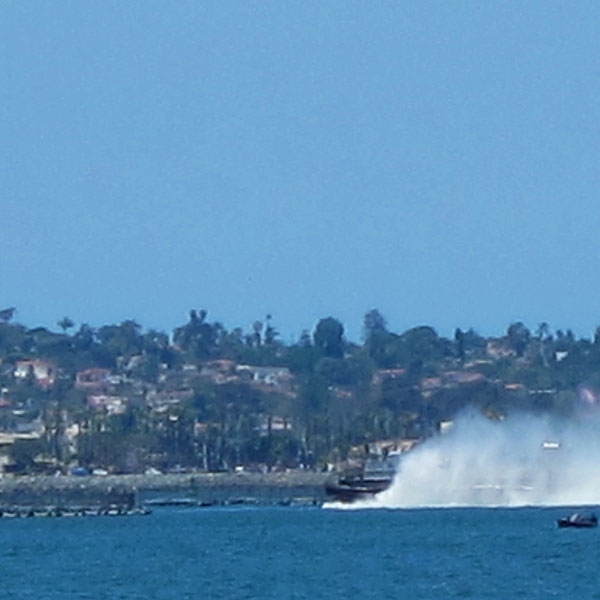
[339,411,600,508]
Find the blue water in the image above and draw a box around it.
[2,506,600,599]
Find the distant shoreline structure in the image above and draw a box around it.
[0,471,330,509]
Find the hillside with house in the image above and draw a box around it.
[0,307,597,476]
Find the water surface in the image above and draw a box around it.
[2,506,598,599]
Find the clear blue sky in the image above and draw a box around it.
[2,2,600,342]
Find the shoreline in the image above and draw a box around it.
[0,471,331,508]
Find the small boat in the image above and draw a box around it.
[557,513,598,528]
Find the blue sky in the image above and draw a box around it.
[2,2,600,342]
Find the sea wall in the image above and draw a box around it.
[0,471,330,508]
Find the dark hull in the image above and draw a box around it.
[557,518,598,528]
[325,478,391,503]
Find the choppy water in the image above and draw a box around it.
[2,506,599,599]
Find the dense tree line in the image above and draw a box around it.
[0,306,598,473]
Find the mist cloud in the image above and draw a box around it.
[348,411,600,508]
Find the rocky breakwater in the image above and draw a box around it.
[0,475,136,513]
[0,471,330,511]
[139,470,330,505]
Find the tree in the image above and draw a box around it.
[141,329,169,353]
[219,327,245,360]
[399,326,446,363]
[173,310,219,359]
[250,320,263,347]
[363,309,387,341]
[313,317,345,358]
[57,317,75,333]
[363,309,398,367]
[9,438,47,471]
[535,322,551,367]
[507,322,531,357]
[264,314,279,345]
[454,328,465,360]
[288,332,319,373]
[315,355,373,386]
[244,432,301,469]
[73,323,95,351]
[131,353,161,383]
[298,330,311,347]
[0,307,15,323]
[536,322,550,340]
[461,328,487,353]
[97,320,143,360]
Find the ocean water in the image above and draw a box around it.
[2,506,600,600]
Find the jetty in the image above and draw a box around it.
[0,471,329,515]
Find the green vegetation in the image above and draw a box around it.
[0,306,597,475]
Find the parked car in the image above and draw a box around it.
[70,466,91,476]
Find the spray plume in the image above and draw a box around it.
[337,411,600,509]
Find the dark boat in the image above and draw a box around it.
[325,451,402,503]
[324,475,392,503]
[557,513,598,528]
